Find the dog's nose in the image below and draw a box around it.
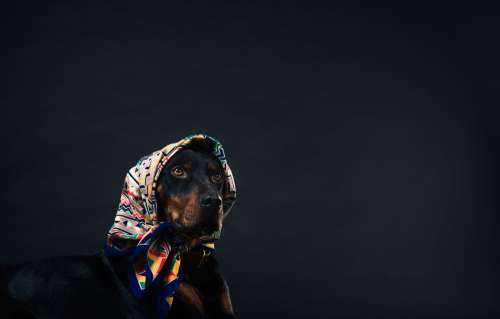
[200,195,222,208]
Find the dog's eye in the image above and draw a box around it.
[210,173,223,184]
[171,166,187,178]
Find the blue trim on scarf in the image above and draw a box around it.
[104,221,217,318]
[104,222,178,298]
[156,265,183,319]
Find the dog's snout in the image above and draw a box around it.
[200,195,222,208]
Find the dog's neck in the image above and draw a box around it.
[106,233,213,283]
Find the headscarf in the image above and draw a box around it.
[104,134,236,318]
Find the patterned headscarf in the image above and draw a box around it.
[104,134,236,318]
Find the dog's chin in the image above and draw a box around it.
[188,225,221,241]
[168,223,220,245]
[198,229,221,242]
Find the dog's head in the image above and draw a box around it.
[155,141,226,243]
[106,134,235,255]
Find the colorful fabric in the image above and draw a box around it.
[104,134,236,318]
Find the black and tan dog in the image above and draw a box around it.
[0,137,237,319]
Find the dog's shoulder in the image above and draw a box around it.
[1,253,146,319]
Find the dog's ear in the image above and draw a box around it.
[155,174,167,221]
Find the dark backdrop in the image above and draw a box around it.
[2,1,499,318]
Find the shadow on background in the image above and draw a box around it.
[2,1,499,318]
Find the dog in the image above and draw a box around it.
[0,135,237,319]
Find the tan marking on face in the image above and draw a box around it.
[183,160,192,170]
[166,193,201,227]
[207,161,219,172]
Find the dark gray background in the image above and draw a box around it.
[2,1,499,318]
